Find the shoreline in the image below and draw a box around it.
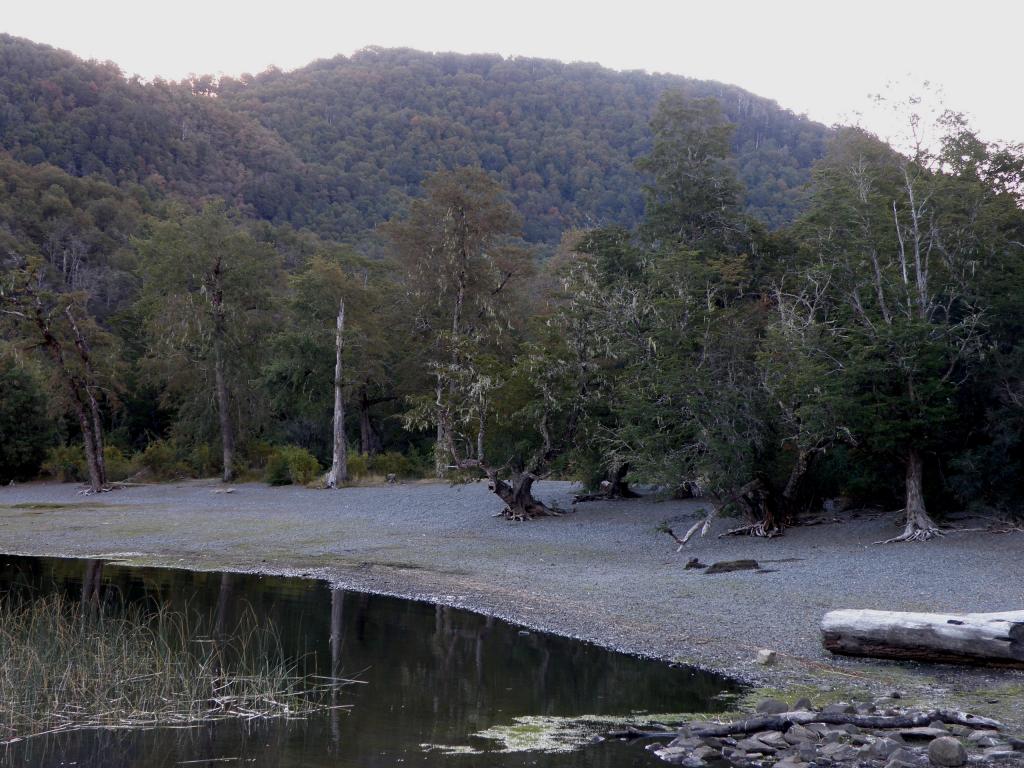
[1,479,1021,725]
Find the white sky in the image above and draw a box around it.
[5,0,1023,144]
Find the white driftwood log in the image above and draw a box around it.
[822,609,1024,667]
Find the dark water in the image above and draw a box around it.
[0,555,739,767]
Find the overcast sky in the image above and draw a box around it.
[6,0,1022,144]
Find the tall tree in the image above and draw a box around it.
[137,204,279,481]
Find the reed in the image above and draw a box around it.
[0,593,350,745]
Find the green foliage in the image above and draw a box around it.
[264,446,321,486]
[0,359,54,482]
[138,440,191,481]
[0,36,828,245]
[41,445,85,482]
[102,446,136,482]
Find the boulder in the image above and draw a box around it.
[755,698,790,715]
[756,649,778,665]
[927,736,967,767]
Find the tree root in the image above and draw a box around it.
[498,503,567,521]
[719,521,782,538]
[876,524,945,544]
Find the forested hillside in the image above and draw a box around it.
[0,36,829,242]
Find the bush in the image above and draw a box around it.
[139,440,190,481]
[265,446,321,486]
[370,451,419,479]
[0,361,54,482]
[345,452,370,479]
[41,444,86,482]
[103,446,137,482]
[187,443,218,477]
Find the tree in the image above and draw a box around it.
[0,355,54,482]
[794,122,1023,540]
[137,204,279,481]
[0,264,115,492]
[384,167,530,477]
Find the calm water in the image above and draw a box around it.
[0,556,738,767]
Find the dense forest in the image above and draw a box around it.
[0,36,827,244]
[2,35,1023,541]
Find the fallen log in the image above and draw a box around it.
[607,709,1003,740]
[822,609,1024,667]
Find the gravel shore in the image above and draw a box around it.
[1,479,1021,723]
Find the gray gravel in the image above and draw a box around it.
[1,479,1022,723]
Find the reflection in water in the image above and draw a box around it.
[0,555,740,767]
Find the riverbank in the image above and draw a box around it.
[1,479,1021,726]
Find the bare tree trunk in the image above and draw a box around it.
[881,448,941,542]
[213,333,234,482]
[65,307,106,485]
[326,298,348,488]
[434,379,447,478]
[208,257,235,483]
[358,386,383,456]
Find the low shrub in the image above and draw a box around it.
[138,440,191,481]
[102,446,136,482]
[265,445,322,486]
[41,445,86,482]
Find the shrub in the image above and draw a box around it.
[345,452,370,479]
[370,451,418,479]
[41,445,86,482]
[139,440,190,481]
[187,443,218,477]
[103,446,136,482]
[265,446,321,486]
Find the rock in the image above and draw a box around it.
[900,727,949,741]
[756,649,778,665]
[819,742,858,761]
[775,758,808,768]
[870,737,904,759]
[684,557,707,570]
[752,731,789,750]
[947,725,972,737]
[756,698,790,714]
[982,747,1016,759]
[927,720,948,732]
[823,702,857,715]
[704,558,760,574]
[736,736,777,754]
[927,736,967,767]
[798,743,819,762]
[857,702,878,714]
[804,723,831,736]
[784,724,818,745]
[691,745,720,761]
[794,697,814,710]
[1010,736,1024,751]
[967,730,998,746]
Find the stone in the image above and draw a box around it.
[927,736,967,767]
[804,723,831,736]
[691,745,720,761]
[871,737,904,759]
[784,724,818,745]
[736,736,777,754]
[819,742,858,761]
[1010,736,1024,751]
[928,721,948,732]
[967,730,998,746]
[794,697,814,710]
[823,703,856,715]
[684,557,707,570]
[756,649,778,665]
[752,731,789,749]
[947,725,972,737]
[756,698,790,714]
[900,727,949,741]
[775,758,808,768]
[856,702,878,714]
[982,747,1016,759]
[797,742,818,761]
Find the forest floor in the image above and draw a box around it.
[0,479,1021,726]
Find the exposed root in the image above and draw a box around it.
[719,521,782,538]
[499,503,566,521]
[876,523,945,544]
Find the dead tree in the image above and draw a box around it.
[325,298,348,488]
[209,255,235,482]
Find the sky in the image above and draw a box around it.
[5,0,1023,144]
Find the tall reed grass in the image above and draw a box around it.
[0,593,350,745]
